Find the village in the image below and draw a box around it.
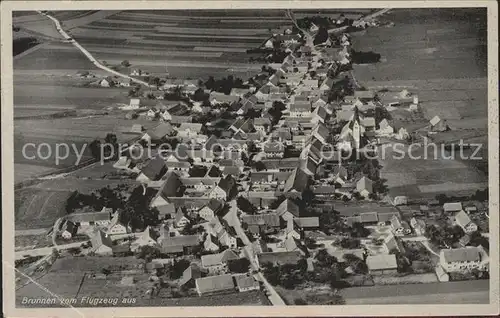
[16,12,490,306]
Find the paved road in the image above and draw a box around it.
[37,11,152,88]
[229,201,286,305]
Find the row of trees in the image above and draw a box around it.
[65,185,160,231]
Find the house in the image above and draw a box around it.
[177,123,203,139]
[195,274,235,296]
[241,213,281,235]
[319,78,334,91]
[159,234,200,256]
[179,264,203,289]
[377,119,394,135]
[126,98,141,109]
[339,108,366,149]
[106,211,131,235]
[128,124,144,135]
[131,226,159,252]
[142,122,174,142]
[289,101,312,117]
[354,90,376,100]
[453,210,478,234]
[253,117,271,133]
[300,155,319,176]
[61,220,78,239]
[410,217,426,236]
[332,166,349,184]
[276,199,301,222]
[283,168,310,194]
[429,115,449,132]
[379,90,414,107]
[201,249,239,274]
[157,203,177,221]
[90,230,113,255]
[263,141,285,158]
[230,87,251,97]
[390,215,411,235]
[366,254,398,275]
[174,209,191,229]
[356,176,373,198]
[294,217,319,230]
[229,118,254,136]
[170,115,193,126]
[65,208,114,230]
[199,199,224,220]
[256,251,302,268]
[233,274,260,292]
[443,202,463,213]
[209,91,241,105]
[311,105,328,124]
[208,175,236,200]
[136,156,167,183]
[203,233,220,252]
[150,172,183,207]
[439,246,489,273]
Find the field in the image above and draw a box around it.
[14,188,73,230]
[341,280,489,304]
[351,8,488,142]
[378,143,488,199]
[349,8,489,199]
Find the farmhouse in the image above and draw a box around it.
[159,234,200,256]
[366,254,398,275]
[195,274,235,296]
[90,230,113,256]
[136,156,167,183]
[356,176,373,198]
[233,274,260,292]
[429,115,449,132]
[201,249,239,274]
[453,210,478,234]
[439,246,489,273]
[179,264,204,289]
[283,168,310,194]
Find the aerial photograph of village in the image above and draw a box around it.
[12,7,491,307]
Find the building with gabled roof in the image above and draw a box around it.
[366,254,397,275]
[179,263,204,288]
[356,176,373,198]
[283,168,310,194]
[195,274,235,296]
[453,210,478,234]
[429,115,449,132]
[90,229,113,255]
[201,249,239,274]
[443,202,463,213]
[233,274,260,292]
[440,246,489,273]
[276,199,301,221]
[136,156,167,183]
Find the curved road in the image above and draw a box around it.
[37,11,152,88]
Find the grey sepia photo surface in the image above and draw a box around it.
[2,1,499,317]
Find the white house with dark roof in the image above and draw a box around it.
[356,176,373,198]
[439,246,489,273]
[201,249,239,274]
[289,101,312,117]
[453,210,478,234]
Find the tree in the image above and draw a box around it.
[269,195,286,209]
[468,231,489,250]
[237,197,257,214]
[350,222,370,238]
[89,139,102,160]
[170,259,190,279]
[268,101,286,125]
[121,60,131,67]
[315,249,337,268]
[339,237,361,249]
[313,26,329,45]
[294,298,308,305]
[135,245,160,262]
[227,258,251,273]
[188,165,208,177]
